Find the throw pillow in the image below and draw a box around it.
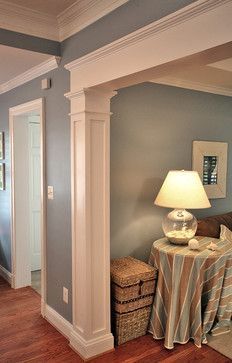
[220,224,232,242]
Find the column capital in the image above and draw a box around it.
[65,87,117,101]
[65,87,117,116]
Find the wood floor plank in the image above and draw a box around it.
[0,277,230,362]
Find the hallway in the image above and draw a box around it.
[31,270,41,295]
[0,277,229,363]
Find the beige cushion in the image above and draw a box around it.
[220,224,232,242]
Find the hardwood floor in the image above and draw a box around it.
[0,276,230,362]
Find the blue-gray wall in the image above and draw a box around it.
[0,28,60,55]
[61,0,197,62]
[0,68,72,321]
[0,0,198,322]
[111,83,232,261]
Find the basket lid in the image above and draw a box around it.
[110,256,155,287]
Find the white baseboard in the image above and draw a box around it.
[0,264,12,286]
[44,304,114,360]
[70,330,114,360]
[44,304,72,340]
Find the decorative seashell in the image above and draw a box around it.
[188,238,199,250]
[207,242,219,251]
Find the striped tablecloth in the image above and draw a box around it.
[148,236,232,349]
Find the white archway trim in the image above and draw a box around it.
[65,0,232,90]
[151,76,232,97]
[65,0,232,360]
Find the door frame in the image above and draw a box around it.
[9,98,46,315]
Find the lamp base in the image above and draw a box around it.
[162,209,197,245]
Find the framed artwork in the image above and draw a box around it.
[0,132,4,160]
[192,141,228,199]
[0,163,5,190]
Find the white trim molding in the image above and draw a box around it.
[44,303,114,360]
[65,0,231,71]
[0,56,60,95]
[0,0,129,42]
[9,98,47,318]
[70,330,114,361]
[0,0,59,41]
[65,0,232,91]
[150,77,232,97]
[65,88,116,360]
[44,304,72,340]
[0,264,12,285]
[58,0,129,41]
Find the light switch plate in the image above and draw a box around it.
[63,287,68,304]
[48,186,54,200]
[41,78,51,90]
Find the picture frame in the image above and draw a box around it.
[0,163,5,190]
[192,141,228,199]
[0,132,4,160]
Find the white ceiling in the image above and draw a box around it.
[151,51,232,98]
[7,0,76,16]
[0,44,50,85]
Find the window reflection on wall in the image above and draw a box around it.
[203,156,218,185]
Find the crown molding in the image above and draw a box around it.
[0,0,129,42]
[58,0,129,41]
[0,0,229,44]
[65,0,230,71]
[150,77,232,97]
[0,0,59,41]
[0,56,60,95]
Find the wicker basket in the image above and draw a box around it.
[112,294,154,314]
[112,306,152,345]
[111,256,156,345]
[111,278,156,301]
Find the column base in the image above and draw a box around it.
[70,329,114,360]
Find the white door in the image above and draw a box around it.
[29,121,41,271]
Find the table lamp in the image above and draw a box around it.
[154,170,211,245]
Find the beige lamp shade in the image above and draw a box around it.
[154,170,211,209]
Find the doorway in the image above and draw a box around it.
[9,98,46,313]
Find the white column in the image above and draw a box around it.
[66,88,117,360]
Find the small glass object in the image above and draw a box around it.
[162,209,197,245]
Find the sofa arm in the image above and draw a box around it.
[196,211,232,238]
